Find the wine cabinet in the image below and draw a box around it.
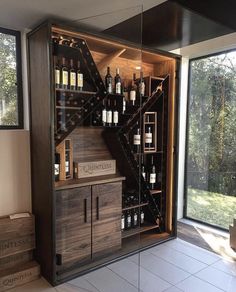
[28,20,180,285]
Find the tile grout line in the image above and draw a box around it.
[67,281,101,292]
[106,265,142,291]
[147,249,207,275]
[162,241,221,265]
[126,257,188,287]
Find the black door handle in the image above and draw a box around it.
[84,198,87,223]
[96,196,99,220]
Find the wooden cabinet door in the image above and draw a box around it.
[56,186,91,266]
[92,182,122,257]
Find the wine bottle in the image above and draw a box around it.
[106,99,112,127]
[121,213,125,231]
[126,211,132,229]
[102,99,107,126]
[145,126,152,148]
[130,74,137,105]
[133,209,138,228]
[113,99,119,126]
[133,122,141,153]
[105,67,113,94]
[149,156,156,190]
[77,61,83,91]
[54,153,60,181]
[139,71,145,96]
[141,155,146,181]
[140,208,145,225]
[115,68,122,94]
[61,57,69,90]
[54,56,60,89]
[69,59,76,90]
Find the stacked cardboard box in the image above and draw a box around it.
[0,214,40,291]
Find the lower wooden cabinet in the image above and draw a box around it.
[92,182,122,257]
[56,181,122,268]
[56,186,91,265]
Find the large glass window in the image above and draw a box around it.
[0,27,23,128]
[185,50,236,230]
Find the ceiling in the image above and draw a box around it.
[0,0,234,51]
[0,0,165,31]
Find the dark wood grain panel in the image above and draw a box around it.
[28,22,55,283]
[68,127,112,162]
[92,182,122,257]
[56,187,91,265]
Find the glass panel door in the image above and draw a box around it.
[185,50,236,230]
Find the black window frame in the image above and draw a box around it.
[0,26,23,129]
[184,48,236,231]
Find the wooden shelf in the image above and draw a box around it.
[122,222,159,239]
[56,106,82,110]
[56,88,97,95]
[150,189,162,195]
[122,202,149,211]
[55,174,126,190]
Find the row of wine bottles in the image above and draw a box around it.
[121,208,145,231]
[141,156,160,190]
[54,57,84,91]
[133,123,155,151]
[105,67,145,100]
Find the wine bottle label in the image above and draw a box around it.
[141,212,144,223]
[55,164,59,175]
[102,109,107,123]
[123,98,126,112]
[113,111,119,124]
[142,172,146,180]
[65,161,69,173]
[133,134,141,145]
[134,214,138,225]
[77,73,83,87]
[55,69,60,84]
[145,132,152,143]
[62,71,68,86]
[121,218,125,230]
[130,90,136,101]
[139,82,145,95]
[70,72,76,86]
[108,83,112,93]
[150,173,156,184]
[127,216,131,224]
[115,82,121,94]
[107,110,112,123]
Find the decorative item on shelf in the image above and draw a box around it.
[74,160,116,179]
[56,139,73,181]
[54,153,60,182]
[143,112,157,153]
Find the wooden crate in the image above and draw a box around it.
[74,160,116,179]
[0,214,35,259]
[0,261,40,291]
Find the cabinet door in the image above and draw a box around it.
[56,186,91,266]
[92,182,122,257]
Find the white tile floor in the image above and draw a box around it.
[12,238,236,292]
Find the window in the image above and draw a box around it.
[185,50,236,230]
[0,27,23,128]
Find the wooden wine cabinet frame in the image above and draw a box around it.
[28,20,180,285]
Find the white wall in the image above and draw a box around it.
[0,130,31,216]
[171,32,236,220]
[0,31,31,217]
